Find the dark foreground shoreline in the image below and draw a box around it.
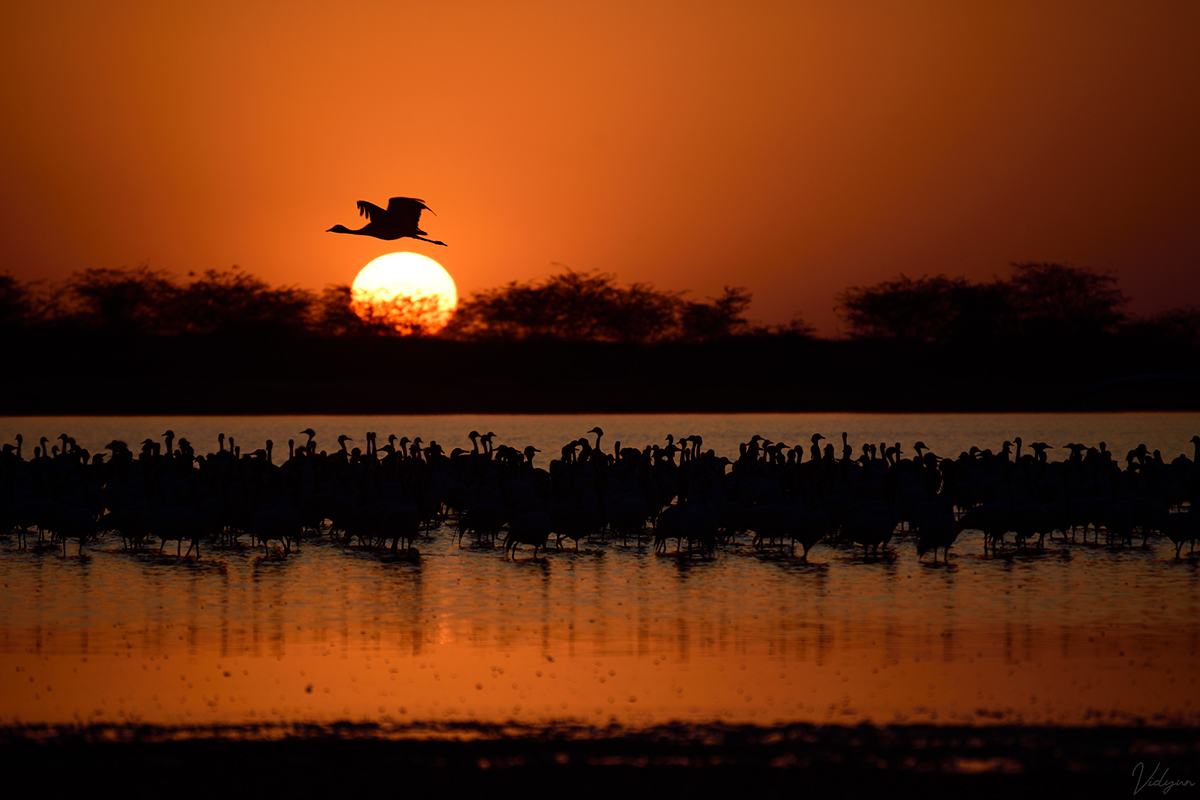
[3,722,1196,798]
[6,332,1198,414]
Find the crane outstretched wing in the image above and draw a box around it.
[386,197,433,228]
[356,200,387,221]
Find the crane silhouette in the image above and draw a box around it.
[327,197,447,245]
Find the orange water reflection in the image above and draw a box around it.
[4,612,1197,730]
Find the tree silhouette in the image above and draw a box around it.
[1006,261,1128,338]
[606,281,682,344]
[678,287,754,342]
[60,265,176,334]
[836,274,976,342]
[444,271,633,341]
[351,291,449,337]
[170,268,313,335]
[38,266,316,336]
[311,285,378,337]
[310,284,454,337]
[0,272,39,329]
[442,270,762,343]
[1122,306,1200,348]
[836,263,1130,344]
[940,281,1015,343]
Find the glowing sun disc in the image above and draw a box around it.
[351,252,458,334]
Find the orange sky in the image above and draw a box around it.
[2,1,1198,335]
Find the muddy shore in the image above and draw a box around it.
[7,332,1197,414]
[3,722,1196,798]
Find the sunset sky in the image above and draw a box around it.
[3,0,1197,335]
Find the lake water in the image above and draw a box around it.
[2,413,1199,736]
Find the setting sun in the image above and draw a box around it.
[351,252,458,335]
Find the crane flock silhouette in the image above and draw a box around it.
[2,428,1198,562]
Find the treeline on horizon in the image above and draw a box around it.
[3,261,1198,415]
[2,260,1197,347]
[0,266,774,343]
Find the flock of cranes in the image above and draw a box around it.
[2,427,1199,562]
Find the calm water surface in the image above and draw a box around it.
[2,413,1199,734]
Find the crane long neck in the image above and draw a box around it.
[328,225,371,236]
